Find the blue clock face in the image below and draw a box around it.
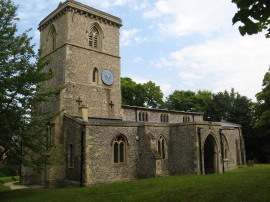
[101,69,114,86]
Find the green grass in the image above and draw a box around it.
[1,165,269,202]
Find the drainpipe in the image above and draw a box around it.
[80,126,85,187]
[219,128,225,173]
[197,127,203,174]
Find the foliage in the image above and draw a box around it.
[255,71,270,130]
[1,165,270,201]
[0,0,57,173]
[253,70,270,162]
[166,90,196,111]
[232,0,270,38]
[166,90,212,112]
[204,90,232,121]
[121,77,164,108]
[205,89,256,130]
[121,77,145,106]
[143,81,164,108]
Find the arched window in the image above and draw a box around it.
[48,25,56,52]
[89,26,101,49]
[112,135,128,163]
[157,136,167,159]
[183,115,190,123]
[222,135,229,159]
[138,112,149,122]
[93,67,98,83]
[160,114,169,123]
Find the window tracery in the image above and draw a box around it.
[48,25,56,52]
[112,135,128,164]
[89,26,100,49]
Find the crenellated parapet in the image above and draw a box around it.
[39,0,122,31]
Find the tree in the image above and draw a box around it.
[253,70,270,162]
[255,70,270,129]
[232,0,270,38]
[143,81,164,108]
[121,77,145,107]
[194,90,213,112]
[205,89,256,127]
[121,77,164,108]
[166,90,212,112]
[0,0,56,175]
[205,90,232,121]
[166,90,196,111]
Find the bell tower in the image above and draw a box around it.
[39,0,122,120]
[26,0,123,187]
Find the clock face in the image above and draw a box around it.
[101,69,114,86]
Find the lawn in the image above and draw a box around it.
[0,164,269,202]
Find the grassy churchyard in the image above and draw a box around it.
[0,164,269,202]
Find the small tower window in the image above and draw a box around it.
[93,67,98,83]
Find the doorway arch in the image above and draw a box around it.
[203,135,218,174]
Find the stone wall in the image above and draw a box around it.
[84,122,140,185]
[121,106,204,123]
[169,124,198,175]
[64,116,82,183]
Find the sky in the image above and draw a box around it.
[13,0,270,101]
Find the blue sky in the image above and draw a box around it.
[13,0,270,100]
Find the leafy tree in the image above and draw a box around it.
[143,81,164,108]
[166,90,196,111]
[121,77,164,108]
[0,0,56,175]
[194,90,213,112]
[205,89,256,127]
[255,70,270,130]
[232,0,270,38]
[253,70,270,162]
[166,90,212,112]
[205,90,233,121]
[121,77,145,106]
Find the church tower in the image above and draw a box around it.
[28,0,122,186]
[39,0,122,120]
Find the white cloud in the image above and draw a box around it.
[151,57,176,69]
[131,76,148,84]
[178,71,202,87]
[121,29,147,46]
[164,32,270,99]
[160,83,172,95]
[81,0,149,10]
[132,56,144,63]
[144,0,237,37]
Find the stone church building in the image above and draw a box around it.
[21,0,246,187]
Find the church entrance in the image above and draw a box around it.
[203,135,218,174]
